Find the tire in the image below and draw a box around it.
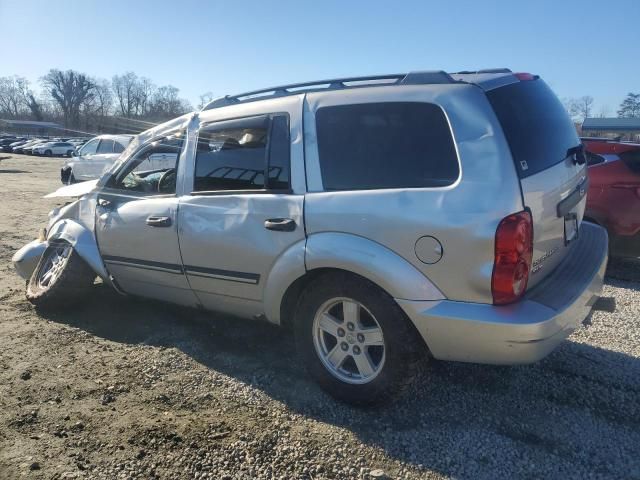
[45,150,52,156]
[66,150,73,157]
[294,272,425,406]
[26,243,96,310]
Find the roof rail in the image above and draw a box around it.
[202,70,457,111]
[452,68,513,74]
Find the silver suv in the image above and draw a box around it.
[13,69,609,404]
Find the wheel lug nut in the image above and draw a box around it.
[347,322,355,331]
[353,346,361,355]
[337,328,345,337]
[357,333,365,343]
[340,342,349,351]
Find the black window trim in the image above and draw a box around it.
[191,112,292,196]
[315,101,461,192]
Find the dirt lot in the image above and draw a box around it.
[0,153,639,480]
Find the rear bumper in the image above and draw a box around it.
[398,222,609,365]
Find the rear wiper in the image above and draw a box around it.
[567,144,586,165]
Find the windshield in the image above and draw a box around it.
[487,79,579,178]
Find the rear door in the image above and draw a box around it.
[487,78,588,287]
[177,114,304,317]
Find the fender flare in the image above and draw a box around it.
[47,218,109,280]
[263,232,445,325]
[305,232,445,301]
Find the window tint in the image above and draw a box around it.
[97,139,115,154]
[108,131,184,195]
[113,141,126,153]
[487,79,580,178]
[80,139,99,155]
[194,125,267,191]
[316,102,459,191]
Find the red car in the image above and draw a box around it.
[582,138,640,258]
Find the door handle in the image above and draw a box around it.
[146,216,172,227]
[264,218,296,232]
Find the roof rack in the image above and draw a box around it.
[202,70,457,111]
[452,68,513,74]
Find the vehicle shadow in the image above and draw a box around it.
[39,276,640,479]
[0,169,31,174]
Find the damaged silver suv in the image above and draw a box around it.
[13,69,610,405]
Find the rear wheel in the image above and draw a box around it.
[45,149,52,156]
[26,243,96,309]
[294,272,425,405]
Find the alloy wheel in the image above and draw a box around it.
[312,297,386,384]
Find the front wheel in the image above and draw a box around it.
[66,150,73,157]
[45,150,52,156]
[26,243,96,309]
[294,272,425,405]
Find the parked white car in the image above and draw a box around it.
[32,142,76,157]
[60,135,134,184]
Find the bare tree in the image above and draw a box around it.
[133,77,155,116]
[198,91,215,109]
[112,72,138,118]
[27,94,45,121]
[41,69,96,127]
[91,79,114,118]
[566,96,594,121]
[149,85,191,119]
[598,105,611,118]
[0,76,32,118]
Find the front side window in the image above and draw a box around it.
[97,139,115,154]
[80,139,99,156]
[106,131,185,195]
[194,115,290,192]
[316,102,459,191]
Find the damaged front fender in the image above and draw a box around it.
[46,219,108,280]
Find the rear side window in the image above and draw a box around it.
[487,79,580,178]
[113,141,126,153]
[97,139,115,154]
[316,102,459,190]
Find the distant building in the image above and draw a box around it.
[0,119,64,137]
[582,117,640,142]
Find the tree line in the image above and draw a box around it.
[562,93,640,122]
[1,70,639,134]
[0,69,194,135]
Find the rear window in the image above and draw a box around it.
[316,102,459,190]
[487,79,580,178]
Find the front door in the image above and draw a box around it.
[95,130,198,307]
[178,114,304,317]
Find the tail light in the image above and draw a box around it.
[492,211,533,305]
[514,72,538,81]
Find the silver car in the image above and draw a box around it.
[13,69,610,405]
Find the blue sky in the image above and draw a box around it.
[1,0,638,114]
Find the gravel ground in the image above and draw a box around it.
[0,153,639,480]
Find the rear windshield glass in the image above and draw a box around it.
[316,102,459,190]
[487,79,579,178]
